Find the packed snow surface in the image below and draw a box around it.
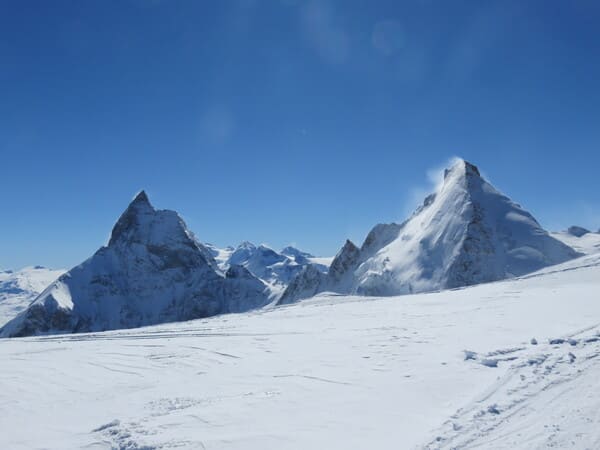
[2,253,600,449]
[0,266,65,326]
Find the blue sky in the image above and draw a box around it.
[1,0,600,269]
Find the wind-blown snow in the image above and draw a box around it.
[0,266,65,326]
[280,159,579,303]
[1,253,599,449]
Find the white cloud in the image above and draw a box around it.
[402,156,462,219]
[198,106,235,144]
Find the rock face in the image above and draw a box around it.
[567,226,591,237]
[280,159,581,304]
[0,192,270,338]
[278,265,328,305]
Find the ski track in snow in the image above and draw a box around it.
[426,327,600,449]
[1,253,600,449]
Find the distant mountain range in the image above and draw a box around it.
[0,193,329,337]
[203,241,330,297]
[0,266,65,326]
[551,226,600,255]
[2,159,598,337]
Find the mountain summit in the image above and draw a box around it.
[280,159,580,303]
[1,193,270,337]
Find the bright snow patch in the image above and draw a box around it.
[0,266,65,326]
[551,229,600,255]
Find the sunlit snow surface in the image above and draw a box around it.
[0,267,65,326]
[551,230,600,255]
[2,254,600,449]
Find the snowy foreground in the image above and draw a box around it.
[2,254,600,449]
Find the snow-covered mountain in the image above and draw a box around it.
[0,266,65,326]
[551,226,600,255]
[0,192,271,338]
[204,241,330,290]
[203,242,235,268]
[280,159,580,304]
[2,249,600,449]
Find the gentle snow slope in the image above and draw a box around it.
[0,266,65,326]
[1,253,600,449]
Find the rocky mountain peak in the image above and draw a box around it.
[1,193,271,337]
[132,190,151,205]
[108,191,159,246]
[281,246,314,260]
[444,159,481,180]
[328,239,360,282]
[567,226,591,237]
[107,191,203,256]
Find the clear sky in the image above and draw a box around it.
[1,0,600,269]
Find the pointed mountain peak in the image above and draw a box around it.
[108,191,161,246]
[567,225,590,237]
[328,239,361,281]
[341,239,359,252]
[129,190,154,209]
[131,190,152,207]
[444,158,480,180]
[281,246,315,259]
[237,241,256,250]
[463,160,480,176]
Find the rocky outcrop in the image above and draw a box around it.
[567,226,591,237]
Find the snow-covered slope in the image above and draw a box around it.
[0,192,271,338]
[0,266,65,326]
[1,253,599,449]
[203,243,235,268]
[281,159,579,303]
[551,227,600,255]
